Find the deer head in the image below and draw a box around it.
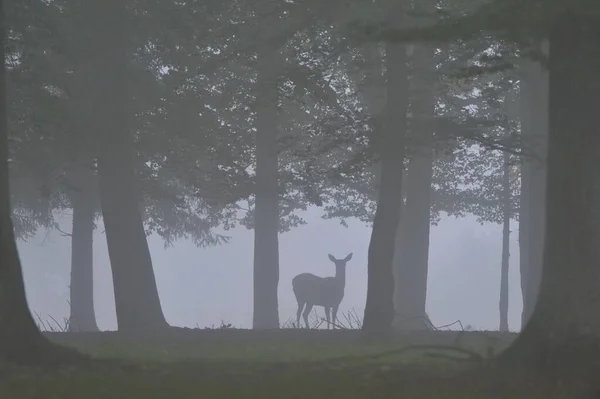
[328,253,353,265]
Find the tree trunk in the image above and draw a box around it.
[362,38,409,338]
[68,171,99,332]
[88,0,167,330]
[253,54,281,330]
[392,39,435,331]
[518,41,548,330]
[499,151,510,332]
[518,149,530,331]
[499,12,600,372]
[0,2,81,364]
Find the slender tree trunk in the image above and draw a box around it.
[362,36,409,338]
[499,12,600,372]
[392,39,435,331]
[518,151,530,331]
[499,151,510,332]
[87,0,167,330]
[253,54,281,329]
[68,171,99,332]
[0,2,81,364]
[518,42,548,330]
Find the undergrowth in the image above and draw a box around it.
[7,314,588,399]
[16,310,568,399]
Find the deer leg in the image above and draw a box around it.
[332,305,339,330]
[302,303,313,329]
[325,307,331,329]
[296,302,305,329]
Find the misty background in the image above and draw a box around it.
[19,209,521,331]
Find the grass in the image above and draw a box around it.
[1,317,593,398]
[42,327,510,363]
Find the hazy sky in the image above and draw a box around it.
[18,208,523,332]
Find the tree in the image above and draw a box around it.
[80,0,168,330]
[351,3,600,379]
[67,167,99,332]
[10,0,357,332]
[219,1,356,328]
[5,4,243,331]
[314,24,522,334]
[5,0,69,242]
[392,0,437,330]
[518,41,548,328]
[498,10,600,371]
[499,149,510,332]
[4,0,103,332]
[252,52,283,329]
[0,0,82,365]
[366,0,600,365]
[59,0,245,330]
[362,1,409,337]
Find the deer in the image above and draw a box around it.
[292,253,353,329]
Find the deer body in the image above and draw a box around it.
[292,253,352,329]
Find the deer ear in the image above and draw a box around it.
[328,254,336,262]
[344,253,353,262]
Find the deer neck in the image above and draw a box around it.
[334,266,346,287]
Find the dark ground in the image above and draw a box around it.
[0,328,594,398]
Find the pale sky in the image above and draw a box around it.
[18,208,523,332]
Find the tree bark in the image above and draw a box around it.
[392,38,435,331]
[252,53,282,329]
[68,170,99,332]
[499,12,600,372]
[518,41,548,330]
[362,37,409,338]
[0,1,81,364]
[499,151,510,332]
[87,0,167,330]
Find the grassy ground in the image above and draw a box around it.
[44,327,513,362]
[0,328,592,398]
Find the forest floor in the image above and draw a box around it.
[0,328,594,398]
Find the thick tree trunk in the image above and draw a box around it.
[253,54,281,329]
[499,12,600,372]
[518,41,548,330]
[499,151,510,332]
[98,159,168,330]
[0,3,81,364]
[392,40,435,331]
[88,0,167,330]
[68,172,99,332]
[362,39,409,338]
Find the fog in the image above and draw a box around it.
[19,208,522,331]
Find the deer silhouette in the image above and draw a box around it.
[292,253,353,329]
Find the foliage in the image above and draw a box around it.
[6,0,253,245]
[6,0,533,246]
[299,26,524,227]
